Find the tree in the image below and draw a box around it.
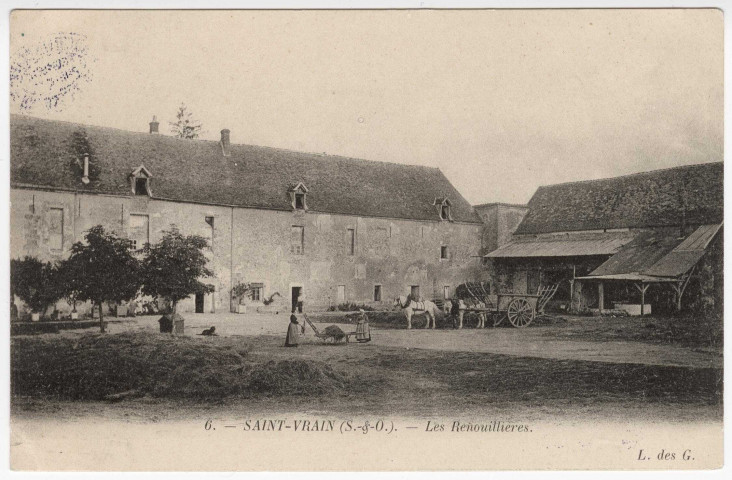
[169,103,203,139]
[57,257,84,314]
[65,226,142,332]
[231,282,252,306]
[10,257,62,318]
[140,226,214,314]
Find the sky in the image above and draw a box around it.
[9,9,724,205]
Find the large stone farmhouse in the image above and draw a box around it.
[484,163,723,315]
[10,114,484,315]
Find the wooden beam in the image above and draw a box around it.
[569,279,575,311]
[640,283,646,315]
[633,282,650,315]
[598,282,604,313]
[672,266,696,311]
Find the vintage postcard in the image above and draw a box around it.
[6,7,725,472]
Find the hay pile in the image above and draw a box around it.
[323,325,346,341]
[11,332,248,400]
[247,360,352,395]
[11,332,353,401]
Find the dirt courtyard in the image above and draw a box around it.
[12,311,723,426]
[106,312,722,369]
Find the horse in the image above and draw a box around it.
[444,298,488,329]
[394,295,438,329]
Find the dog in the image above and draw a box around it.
[200,326,216,336]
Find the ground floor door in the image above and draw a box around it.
[195,293,204,313]
[336,285,346,304]
[291,286,302,313]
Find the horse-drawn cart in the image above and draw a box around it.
[451,282,558,328]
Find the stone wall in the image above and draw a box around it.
[10,188,484,315]
[473,203,528,254]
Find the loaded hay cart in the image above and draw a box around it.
[453,282,559,328]
[301,313,371,343]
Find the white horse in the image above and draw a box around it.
[394,296,438,329]
[444,298,488,329]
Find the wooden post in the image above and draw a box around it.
[677,284,683,311]
[569,279,575,312]
[640,283,645,316]
[598,282,604,313]
[633,282,651,316]
[672,268,695,312]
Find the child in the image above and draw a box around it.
[285,314,300,347]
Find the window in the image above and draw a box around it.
[135,178,149,196]
[291,225,305,255]
[205,216,214,250]
[435,198,452,221]
[440,245,449,260]
[346,228,355,255]
[443,286,450,299]
[289,183,309,211]
[374,285,382,302]
[129,214,149,251]
[130,166,153,196]
[48,208,64,250]
[251,283,263,302]
[440,204,450,220]
[337,285,346,303]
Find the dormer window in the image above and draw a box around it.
[130,165,153,197]
[135,178,148,195]
[295,193,305,210]
[434,198,453,221]
[289,182,309,211]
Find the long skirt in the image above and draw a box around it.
[355,322,371,342]
[285,322,300,347]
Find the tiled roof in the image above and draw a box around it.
[10,114,481,223]
[515,162,723,235]
[587,224,721,279]
[485,231,634,258]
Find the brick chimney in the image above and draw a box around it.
[220,129,231,157]
[149,115,159,134]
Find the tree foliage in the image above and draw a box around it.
[141,226,214,312]
[10,256,62,315]
[231,282,252,305]
[57,257,84,312]
[65,226,142,331]
[169,103,203,139]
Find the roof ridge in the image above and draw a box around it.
[10,113,439,172]
[473,202,528,209]
[534,161,724,191]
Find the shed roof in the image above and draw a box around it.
[643,224,722,277]
[584,224,722,281]
[515,162,723,235]
[587,231,684,277]
[10,114,481,223]
[485,232,634,258]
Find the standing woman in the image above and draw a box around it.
[355,309,371,343]
[285,314,301,347]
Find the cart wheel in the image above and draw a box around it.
[507,298,535,328]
